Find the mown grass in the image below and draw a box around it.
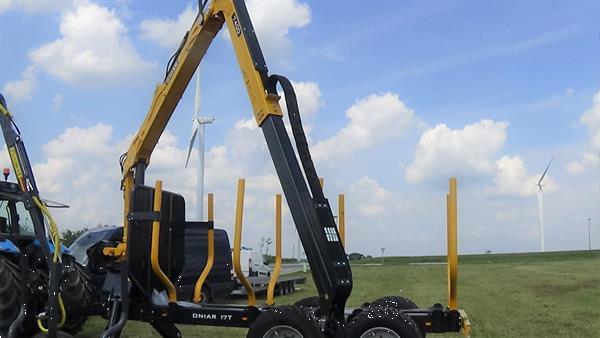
[78,250,600,337]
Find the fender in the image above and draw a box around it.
[32,239,70,255]
[0,238,20,254]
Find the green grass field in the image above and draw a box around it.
[78,250,600,337]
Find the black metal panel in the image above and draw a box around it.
[170,304,260,327]
[403,307,462,333]
[177,223,234,301]
[128,185,186,297]
[126,300,259,329]
[260,115,352,320]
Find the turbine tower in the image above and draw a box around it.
[185,68,214,221]
[536,156,553,252]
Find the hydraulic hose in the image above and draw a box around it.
[32,196,67,333]
[265,75,325,202]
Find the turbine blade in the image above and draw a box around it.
[537,156,554,185]
[185,127,199,168]
[194,68,201,118]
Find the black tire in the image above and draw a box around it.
[0,255,38,337]
[33,331,74,338]
[246,305,322,338]
[293,296,320,308]
[0,255,20,332]
[59,256,94,335]
[367,296,418,311]
[345,306,421,338]
[364,296,425,337]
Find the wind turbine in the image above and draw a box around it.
[185,68,214,221]
[536,156,553,252]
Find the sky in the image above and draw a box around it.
[0,0,598,257]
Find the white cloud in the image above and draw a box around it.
[348,176,392,217]
[220,0,310,66]
[567,90,600,174]
[281,81,321,119]
[2,66,37,102]
[30,2,154,83]
[492,155,556,197]
[566,161,585,175]
[4,1,154,97]
[0,0,13,14]
[141,0,310,65]
[246,0,310,57]
[313,93,420,163]
[405,119,508,182]
[140,4,196,49]
[31,124,123,227]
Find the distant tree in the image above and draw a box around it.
[265,237,272,257]
[259,236,266,255]
[61,228,87,247]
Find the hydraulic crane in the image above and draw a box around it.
[101,1,467,337]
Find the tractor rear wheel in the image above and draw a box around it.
[345,306,421,338]
[60,256,94,335]
[0,255,20,332]
[247,305,322,338]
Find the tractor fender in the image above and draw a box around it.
[32,238,70,255]
[0,238,20,254]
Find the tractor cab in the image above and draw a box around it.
[0,176,36,239]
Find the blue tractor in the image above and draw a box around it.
[0,94,93,338]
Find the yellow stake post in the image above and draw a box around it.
[447,178,458,310]
[232,179,256,306]
[338,194,345,247]
[266,194,283,305]
[150,180,177,303]
[194,193,215,303]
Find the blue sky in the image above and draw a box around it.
[0,0,598,256]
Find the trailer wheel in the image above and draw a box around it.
[60,256,94,335]
[247,305,322,338]
[345,306,421,338]
[367,296,418,311]
[293,296,320,308]
[33,331,74,338]
[364,296,425,337]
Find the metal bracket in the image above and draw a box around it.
[128,212,160,222]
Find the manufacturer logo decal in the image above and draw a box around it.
[232,13,242,36]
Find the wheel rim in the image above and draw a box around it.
[263,325,303,338]
[360,326,400,338]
